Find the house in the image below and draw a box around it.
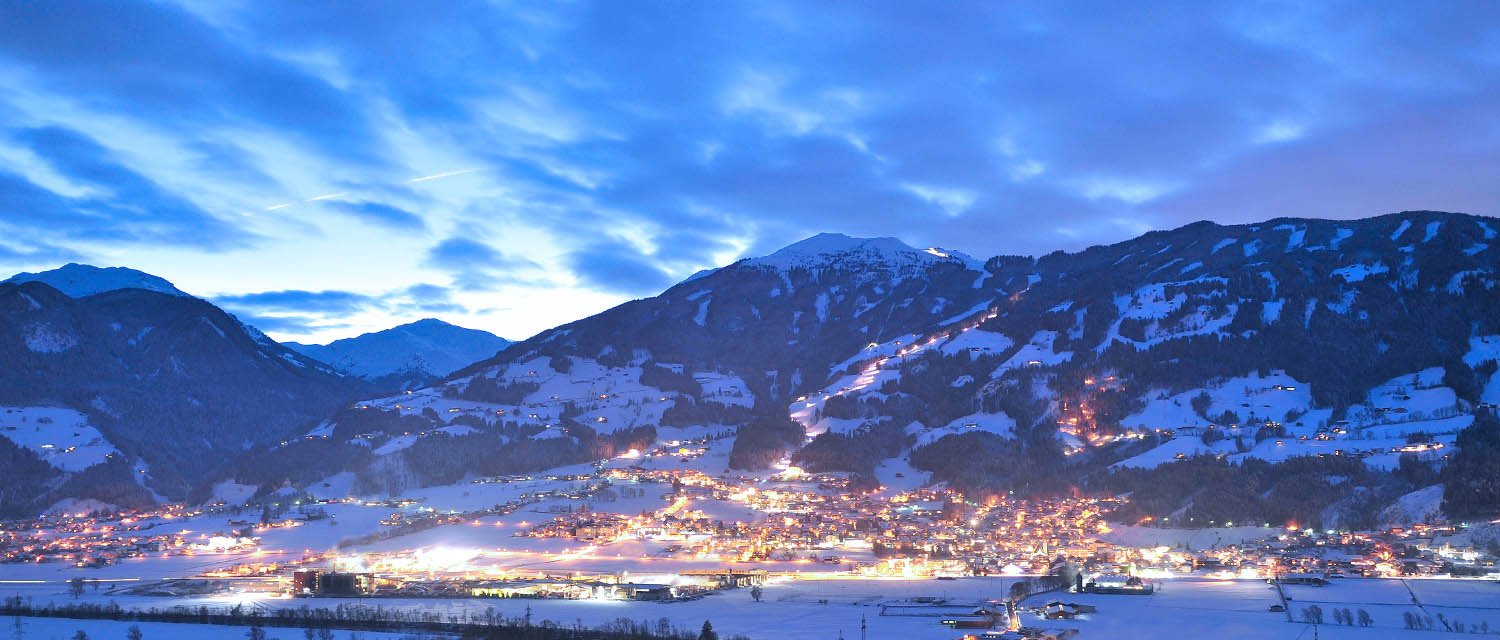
[654,362,686,374]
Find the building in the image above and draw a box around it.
[292,570,374,597]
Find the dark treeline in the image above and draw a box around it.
[1442,411,1500,520]
[1093,454,1431,530]
[727,413,805,470]
[0,596,747,640]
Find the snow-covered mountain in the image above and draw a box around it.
[0,266,368,515]
[223,212,1500,530]
[23,212,1482,530]
[686,232,982,282]
[3,263,190,298]
[286,318,510,389]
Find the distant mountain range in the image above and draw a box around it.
[6,211,1500,526]
[0,265,506,515]
[286,319,510,389]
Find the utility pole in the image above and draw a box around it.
[860,613,867,640]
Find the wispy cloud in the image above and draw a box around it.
[0,0,1497,341]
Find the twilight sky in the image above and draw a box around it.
[1,1,1497,343]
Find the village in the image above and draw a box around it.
[3,442,1497,640]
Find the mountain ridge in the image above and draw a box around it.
[3,263,190,298]
[286,318,510,389]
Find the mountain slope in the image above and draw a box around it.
[457,232,996,399]
[287,318,509,389]
[221,211,1500,529]
[791,211,1500,528]
[0,270,369,513]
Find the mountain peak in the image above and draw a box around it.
[745,232,981,271]
[3,263,190,299]
[287,319,510,384]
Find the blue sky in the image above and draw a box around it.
[1,1,1497,343]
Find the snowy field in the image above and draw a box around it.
[1054,577,1500,639]
[6,576,1497,639]
[6,618,435,640]
[0,406,119,472]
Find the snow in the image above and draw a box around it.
[208,481,257,506]
[1119,366,1478,469]
[1324,290,1357,314]
[302,471,358,500]
[0,406,120,471]
[939,299,994,326]
[1210,238,1237,254]
[1113,434,1239,468]
[991,330,1072,377]
[13,576,1500,640]
[1242,239,1261,257]
[1099,279,1235,351]
[3,263,190,298]
[369,355,718,438]
[1378,484,1445,528]
[1122,372,1314,431]
[373,434,420,455]
[1260,299,1284,324]
[742,233,983,274]
[1349,368,1461,425]
[24,323,77,353]
[693,297,711,326]
[1390,218,1413,241]
[305,421,335,439]
[1330,227,1354,249]
[937,327,1012,358]
[694,371,755,407]
[1179,260,1202,274]
[9,618,426,640]
[1275,223,1306,250]
[1466,336,1500,402]
[1423,220,1442,242]
[1479,219,1498,239]
[287,319,509,381]
[46,497,120,515]
[827,332,924,376]
[912,412,1015,448]
[1464,242,1488,256]
[195,317,226,339]
[1331,262,1388,283]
